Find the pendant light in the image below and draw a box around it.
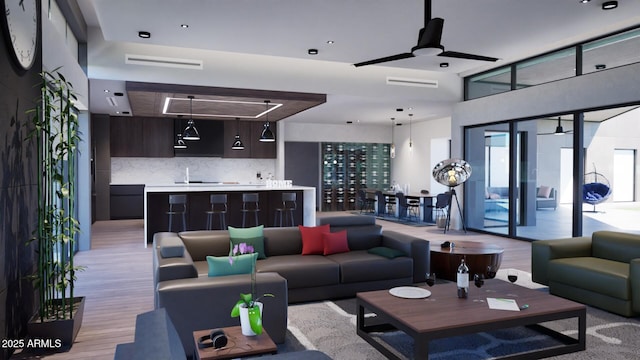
[174,133,187,149]
[259,100,275,142]
[390,117,396,158]
[408,113,413,149]
[231,117,245,150]
[182,95,200,140]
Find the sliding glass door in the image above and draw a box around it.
[465,105,640,240]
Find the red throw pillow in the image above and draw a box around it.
[299,224,330,255]
[322,230,350,255]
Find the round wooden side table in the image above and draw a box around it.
[430,240,504,281]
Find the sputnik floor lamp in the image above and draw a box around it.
[432,158,472,233]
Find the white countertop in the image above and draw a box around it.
[144,184,315,193]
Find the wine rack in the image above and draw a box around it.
[322,142,390,211]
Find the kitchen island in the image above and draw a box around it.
[144,184,316,246]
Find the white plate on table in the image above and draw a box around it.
[389,286,431,299]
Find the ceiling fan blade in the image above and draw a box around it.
[537,129,573,136]
[353,53,415,67]
[439,50,499,62]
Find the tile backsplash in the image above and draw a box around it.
[111,157,276,185]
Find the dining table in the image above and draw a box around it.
[367,189,434,223]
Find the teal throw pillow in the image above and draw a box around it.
[230,236,266,259]
[368,246,406,259]
[207,252,257,277]
[228,225,264,239]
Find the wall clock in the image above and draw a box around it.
[2,0,38,70]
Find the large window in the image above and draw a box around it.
[464,106,640,240]
[515,48,576,88]
[465,26,640,101]
[466,67,511,99]
[582,27,640,75]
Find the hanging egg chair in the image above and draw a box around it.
[583,165,611,212]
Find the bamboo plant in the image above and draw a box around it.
[27,69,84,321]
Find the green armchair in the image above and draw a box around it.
[532,231,640,317]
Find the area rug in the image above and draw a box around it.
[279,272,640,359]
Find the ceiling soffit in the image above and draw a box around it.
[125,81,326,121]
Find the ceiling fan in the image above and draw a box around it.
[353,0,499,67]
[538,117,573,136]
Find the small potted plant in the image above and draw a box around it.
[229,243,273,335]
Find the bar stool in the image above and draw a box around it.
[166,194,187,232]
[205,194,227,230]
[241,193,260,227]
[274,192,297,227]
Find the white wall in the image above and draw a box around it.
[279,118,452,196]
[390,117,451,194]
[283,122,390,143]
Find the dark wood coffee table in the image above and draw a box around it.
[356,281,586,360]
[193,326,277,360]
[430,240,504,281]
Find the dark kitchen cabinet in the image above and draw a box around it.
[174,119,225,157]
[110,117,143,157]
[223,119,252,158]
[249,121,277,158]
[110,116,173,157]
[110,185,145,219]
[143,117,174,157]
[223,120,276,159]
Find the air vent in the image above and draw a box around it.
[386,76,438,88]
[125,54,203,70]
[106,97,118,107]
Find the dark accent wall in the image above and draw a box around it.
[92,114,111,221]
[0,6,42,360]
[284,142,320,209]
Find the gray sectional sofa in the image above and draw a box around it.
[532,230,640,317]
[153,215,430,357]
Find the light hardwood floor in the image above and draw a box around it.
[11,214,531,359]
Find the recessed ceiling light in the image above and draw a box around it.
[122,111,130,115]
[138,31,151,39]
[396,108,403,112]
[346,121,353,124]
[308,49,318,55]
[326,40,334,44]
[439,62,449,68]
[579,0,590,3]
[180,24,189,28]
[602,1,617,10]
[595,64,606,70]
[103,89,110,93]
[114,92,124,97]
